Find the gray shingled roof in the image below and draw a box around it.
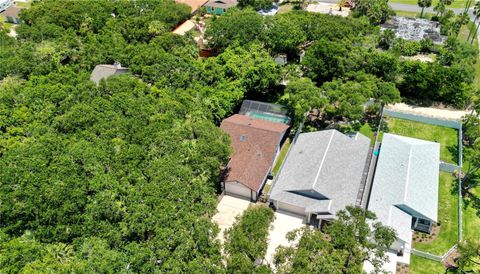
[205,0,238,9]
[270,130,370,218]
[368,133,440,244]
[90,64,129,84]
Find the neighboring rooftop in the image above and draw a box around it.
[175,0,208,13]
[381,16,446,44]
[205,0,238,9]
[270,129,370,217]
[2,5,21,17]
[90,63,129,84]
[220,114,289,192]
[368,133,440,243]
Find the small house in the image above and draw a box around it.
[204,0,238,15]
[175,0,208,14]
[3,6,21,24]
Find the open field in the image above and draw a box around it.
[382,116,458,164]
[413,172,458,255]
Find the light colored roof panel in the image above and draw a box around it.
[90,64,129,84]
[270,129,370,216]
[205,0,238,8]
[368,133,440,243]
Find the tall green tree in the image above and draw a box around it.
[279,78,327,126]
[274,206,396,273]
[224,205,274,273]
[352,0,394,24]
[418,0,432,18]
[205,8,265,51]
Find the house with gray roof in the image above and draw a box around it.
[204,0,237,15]
[90,62,129,85]
[269,129,371,226]
[367,133,440,253]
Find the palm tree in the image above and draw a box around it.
[418,0,432,18]
[468,2,480,41]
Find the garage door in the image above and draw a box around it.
[225,181,251,200]
[277,201,305,217]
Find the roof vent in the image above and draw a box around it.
[240,135,247,142]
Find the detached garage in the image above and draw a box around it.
[220,114,289,202]
[225,181,257,201]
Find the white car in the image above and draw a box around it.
[0,0,12,13]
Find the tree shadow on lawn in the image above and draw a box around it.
[447,144,460,165]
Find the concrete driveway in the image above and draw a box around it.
[265,210,306,265]
[212,195,251,244]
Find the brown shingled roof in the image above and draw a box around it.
[175,0,208,13]
[220,114,289,193]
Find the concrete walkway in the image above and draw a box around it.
[265,211,306,266]
[211,195,251,244]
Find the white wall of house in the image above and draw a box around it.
[225,181,254,200]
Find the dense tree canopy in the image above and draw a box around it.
[1,1,479,272]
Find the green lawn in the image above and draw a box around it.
[463,186,480,241]
[383,116,458,164]
[359,122,376,146]
[394,10,433,19]
[410,255,445,274]
[15,1,31,8]
[390,0,466,9]
[272,139,291,175]
[414,172,458,255]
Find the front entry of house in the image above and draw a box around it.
[412,217,433,233]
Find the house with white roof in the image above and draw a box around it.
[367,133,440,253]
[269,129,371,226]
